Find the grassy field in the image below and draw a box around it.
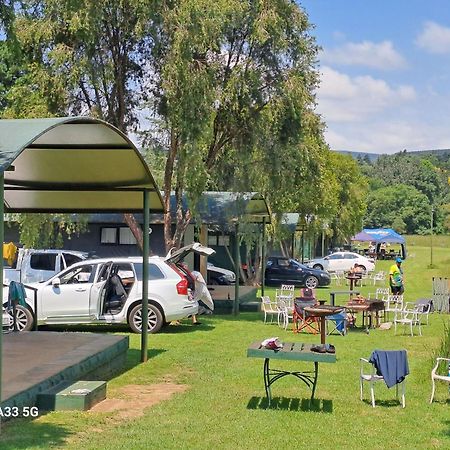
[1,236,450,449]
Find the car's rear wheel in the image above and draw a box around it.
[305,276,319,289]
[128,303,163,334]
[9,305,34,332]
[313,264,323,270]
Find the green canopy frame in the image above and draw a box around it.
[0,117,164,408]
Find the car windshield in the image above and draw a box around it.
[289,259,308,269]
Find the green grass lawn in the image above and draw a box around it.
[2,236,450,449]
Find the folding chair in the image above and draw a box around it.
[326,310,347,336]
[292,288,320,334]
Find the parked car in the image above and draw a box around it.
[207,263,236,285]
[307,252,375,273]
[265,257,331,288]
[3,243,215,334]
[4,248,89,284]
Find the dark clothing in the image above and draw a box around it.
[369,350,409,388]
[391,285,404,295]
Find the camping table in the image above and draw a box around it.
[247,341,336,405]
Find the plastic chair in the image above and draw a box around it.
[414,300,432,325]
[430,357,450,403]
[384,294,403,320]
[394,303,422,336]
[277,299,293,330]
[329,272,341,286]
[360,350,408,408]
[260,296,281,324]
[277,284,295,308]
[371,271,386,285]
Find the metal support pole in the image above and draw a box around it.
[301,228,305,264]
[234,222,240,316]
[141,189,150,363]
[430,207,434,267]
[261,217,266,297]
[0,174,4,416]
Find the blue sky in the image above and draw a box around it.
[300,0,450,154]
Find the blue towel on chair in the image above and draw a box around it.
[369,350,409,388]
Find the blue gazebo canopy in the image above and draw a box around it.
[351,228,405,244]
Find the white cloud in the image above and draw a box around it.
[321,40,406,69]
[317,66,416,123]
[324,119,450,154]
[416,21,450,54]
[312,67,450,154]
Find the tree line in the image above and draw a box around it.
[357,151,450,234]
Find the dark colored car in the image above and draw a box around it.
[265,257,331,288]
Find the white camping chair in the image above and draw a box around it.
[360,350,408,408]
[430,357,450,403]
[261,296,281,324]
[393,303,422,336]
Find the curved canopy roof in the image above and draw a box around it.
[0,117,164,213]
[351,228,405,244]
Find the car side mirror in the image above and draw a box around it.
[324,257,329,260]
[52,277,61,286]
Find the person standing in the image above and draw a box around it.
[191,270,214,318]
[389,257,404,295]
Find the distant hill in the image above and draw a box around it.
[335,148,450,161]
[335,150,381,161]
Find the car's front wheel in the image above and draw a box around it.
[313,264,323,270]
[128,303,163,334]
[9,305,34,331]
[305,276,319,289]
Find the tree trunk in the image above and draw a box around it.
[123,213,144,251]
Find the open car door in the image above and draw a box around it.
[90,262,113,318]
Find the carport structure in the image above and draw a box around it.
[0,117,164,406]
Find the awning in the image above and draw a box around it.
[351,228,405,244]
[0,117,164,212]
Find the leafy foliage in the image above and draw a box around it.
[6,213,88,248]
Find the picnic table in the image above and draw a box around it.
[247,341,336,405]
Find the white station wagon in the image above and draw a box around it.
[3,244,214,334]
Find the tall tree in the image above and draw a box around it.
[147,0,326,250]
[7,0,155,247]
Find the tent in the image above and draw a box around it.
[351,228,406,258]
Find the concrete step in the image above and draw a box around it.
[37,380,106,411]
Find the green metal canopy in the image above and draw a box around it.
[0,117,164,212]
[0,117,163,398]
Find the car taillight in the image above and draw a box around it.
[176,278,189,295]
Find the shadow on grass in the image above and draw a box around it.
[247,396,333,413]
[161,323,215,334]
[124,348,167,371]
[360,398,404,408]
[1,420,72,449]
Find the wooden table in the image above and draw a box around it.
[346,274,361,290]
[346,299,385,328]
[247,341,336,405]
[303,305,344,345]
